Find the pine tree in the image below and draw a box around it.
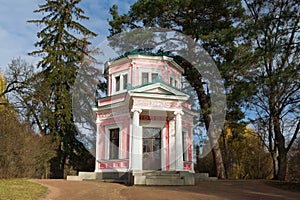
[28,0,97,178]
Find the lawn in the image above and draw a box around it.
[0,179,47,200]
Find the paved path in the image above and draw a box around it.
[32,179,300,200]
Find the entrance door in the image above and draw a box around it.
[143,127,161,170]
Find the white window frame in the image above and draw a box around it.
[122,74,128,90]
[169,74,180,88]
[112,70,129,95]
[141,72,149,85]
[104,123,123,160]
[182,128,189,161]
[139,68,162,85]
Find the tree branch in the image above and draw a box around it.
[287,120,300,151]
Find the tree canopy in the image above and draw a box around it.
[241,0,300,180]
[28,0,97,178]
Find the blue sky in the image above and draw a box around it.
[0,0,137,70]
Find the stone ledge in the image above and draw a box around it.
[66,176,82,181]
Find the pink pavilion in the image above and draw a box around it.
[92,54,196,185]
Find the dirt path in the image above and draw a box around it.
[32,179,299,200]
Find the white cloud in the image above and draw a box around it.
[0,0,137,71]
[0,0,42,70]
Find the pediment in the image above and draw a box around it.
[143,87,174,95]
[129,82,189,97]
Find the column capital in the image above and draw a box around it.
[96,118,102,124]
[174,110,184,116]
[131,108,142,114]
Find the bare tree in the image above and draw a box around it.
[243,0,300,180]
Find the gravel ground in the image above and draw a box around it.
[31,179,300,200]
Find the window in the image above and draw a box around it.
[142,73,149,84]
[113,73,128,93]
[109,128,119,159]
[151,73,158,82]
[174,80,178,88]
[182,131,188,161]
[170,77,174,86]
[123,74,128,90]
[115,76,120,92]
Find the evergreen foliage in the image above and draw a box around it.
[28,0,97,178]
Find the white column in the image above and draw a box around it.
[161,125,166,171]
[95,119,101,172]
[169,118,176,170]
[174,110,184,171]
[131,108,142,171]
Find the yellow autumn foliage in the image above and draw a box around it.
[223,125,273,179]
[0,72,6,94]
[0,72,8,111]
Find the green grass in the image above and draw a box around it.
[0,179,47,200]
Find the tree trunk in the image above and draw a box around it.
[212,140,226,179]
[275,119,287,180]
[206,113,226,179]
[50,143,65,179]
[271,151,279,179]
[277,150,287,180]
[187,71,226,179]
[221,129,229,179]
[273,115,287,180]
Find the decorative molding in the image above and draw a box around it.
[131,108,142,113]
[183,162,192,170]
[98,160,129,170]
[140,115,167,121]
[134,98,181,109]
[174,110,184,116]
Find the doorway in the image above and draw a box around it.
[143,127,161,170]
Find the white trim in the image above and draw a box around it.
[129,82,189,98]
[161,125,167,171]
[106,54,184,73]
[104,123,123,160]
[111,70,129,95]
[182,127,189,162]
[169,119,176,170]
[96,169,130,173]
[190,126,194,164]
[140,121,166,171]
[175,110,184,171]
[139,67,162,85]
[129,120,133,170]
[131,109,143,170]
[169,73,180,88]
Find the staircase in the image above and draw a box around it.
[67,171,197,186]
[195,173,218,182]
[135,171,195,186]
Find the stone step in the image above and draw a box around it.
[145,178,185,185]
[195,173,209,179]
[66,175,82,181]
[146,175,183,179]
[195,173,218,181]
[78,172,97,180]
[207,177,218,181]
[143,171,180,176]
